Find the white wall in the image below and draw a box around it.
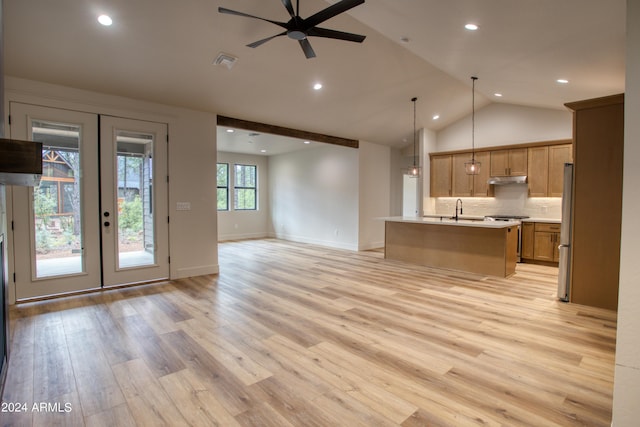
[389,147,404,216]
[217,152,269,241]
[421,127,437,215]
[436,103,572,151]
[268,144,359,250]
[426,103,573,218]
[612,1,640,424]
[358,141,390,250]
[4,77,218,291]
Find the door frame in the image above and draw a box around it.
[7,103,170,301]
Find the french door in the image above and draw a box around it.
[10,103,169,299]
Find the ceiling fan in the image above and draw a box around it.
[218,0,366,59]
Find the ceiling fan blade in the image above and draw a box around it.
[218,7,288,30]
[299,39,316,58]
[307,27,366,43]
[281,0,296,18]
[304,0,365,28]
[247,32,287,48]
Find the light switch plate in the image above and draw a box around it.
[176,202,191,211]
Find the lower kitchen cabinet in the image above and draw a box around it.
[521,221,561,264]
[521,222,534,259]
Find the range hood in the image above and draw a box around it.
[0,138,43,186]
[487,175,528,185]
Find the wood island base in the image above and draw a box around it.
[384,220,518,278]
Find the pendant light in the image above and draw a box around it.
[408,96,420,177]
[464,76,481,175]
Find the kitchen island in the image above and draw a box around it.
[383,216,519,277]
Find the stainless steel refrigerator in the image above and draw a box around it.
[557,163,573,301]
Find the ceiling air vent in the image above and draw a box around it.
[213,52,238,69]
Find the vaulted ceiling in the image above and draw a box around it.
[4,0,626,150]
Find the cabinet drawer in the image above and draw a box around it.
[534,222,561,233]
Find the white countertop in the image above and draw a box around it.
[381,216,520,228]
[522,218,561,223]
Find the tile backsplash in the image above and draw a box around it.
[428,184,562,219]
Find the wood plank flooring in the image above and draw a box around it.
[2,239,617,426]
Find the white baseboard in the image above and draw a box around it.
[172,264,219,279]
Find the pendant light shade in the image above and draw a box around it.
[408,96,421,177]
[465,76,481,175]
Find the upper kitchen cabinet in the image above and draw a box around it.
[565,94,623,311]
[527,142,573,197]
[490,148,527,177]
[430,154,452,197]
[548,144,573,197]
[452,153,473,197]
[450,152,493,197]
[527,146,549,197]
[471,152,493,197]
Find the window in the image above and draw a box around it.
[217,163,229,211]
[234,164,257,210]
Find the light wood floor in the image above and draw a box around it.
[3,239,617,426]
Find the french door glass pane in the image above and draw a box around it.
[116,130,155,268]
[32,120,83,278]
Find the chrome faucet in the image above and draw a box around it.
[455,198,463,221]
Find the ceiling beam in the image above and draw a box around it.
[217,115,359,149]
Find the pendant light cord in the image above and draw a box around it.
[471,76,477,162]
[412,97,417,167]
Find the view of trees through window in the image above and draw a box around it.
[34,149,147,258]
[217,163,228,211]
[216,163,257,211]
[234,164,257,210]
[117,154,145,252]
[33,149,82,257]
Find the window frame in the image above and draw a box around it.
[216,162,229,211]
[233,163,257,211]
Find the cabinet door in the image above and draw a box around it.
[553,232,560,262]
[527,146,549,197]
[548,144,573,197]
[508,148,528,175]
[533,231,556,261]
[472,151,493,197]
[490,150,509,176]
[521,222,535,259]
[430,155,452,197]
[452,153,473,197]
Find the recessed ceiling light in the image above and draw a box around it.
[557,79,569,84]
[260,149,267,153]
[494,93,503,97]
[98,14,113,26]
[226,129,234,133]
[303,141,311,144]
[465,23,478,31]
[432,115,440,120]
[313,83,323,90]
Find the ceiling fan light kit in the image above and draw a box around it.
[219,0,367,59]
